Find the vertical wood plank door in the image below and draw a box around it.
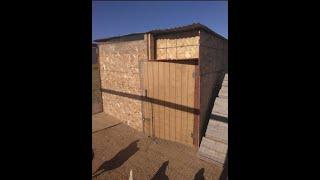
[141,61,196,146]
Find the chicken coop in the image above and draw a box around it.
[95,23,228,148]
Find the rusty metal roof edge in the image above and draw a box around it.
[148,23,228,41]
[94,23,227,43]
[94,32,145,43]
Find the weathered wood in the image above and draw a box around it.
[200,137,227,154]
[142,61,196,146]
[212,97,228,117]
[164,63,170,140]
[175,63,182,142]
[194,64,200,147]
[158,62,165,139]
[148,34,155,60]
[142,62,150,136]
[198,137,227,164]
[187,65,195,145]
[218,86,228,98]
[181,66,188,143]
[169,63,176,141]
[153,62,160,137]
[147,62,154,137]
[206,120,228,144]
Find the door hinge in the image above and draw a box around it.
[191,132,194,138]
[192,72,195,78]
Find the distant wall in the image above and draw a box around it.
[92,46,98,64]
[98,34,148,131]
[199,30,228,138]
[92,63,103,114]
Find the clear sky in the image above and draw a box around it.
[92,1,228,41]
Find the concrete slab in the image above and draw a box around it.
[92,112,122,133]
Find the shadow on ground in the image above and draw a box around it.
[92,140,140,178]
[151,160,169,180]
[194,168,205,180]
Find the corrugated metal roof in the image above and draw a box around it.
[94,23,227,42]
[148,23,227,41]
[94,32,145,42]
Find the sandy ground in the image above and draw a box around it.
[92,116,223,180]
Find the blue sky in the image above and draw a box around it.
[92,1,228,41]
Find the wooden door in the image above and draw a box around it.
[141,61,196,146]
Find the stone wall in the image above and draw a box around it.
[98,34,148,131]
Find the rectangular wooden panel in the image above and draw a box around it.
[153,62,160,137]
[141,61,196,146]
[187,65,195,145]
[164,63,170,140]
[158,62,165,139]
[169,63,176,141]
[181,66,188,144]
[175,64,182,142]
[147,62,154,137]
[142,62,151,136]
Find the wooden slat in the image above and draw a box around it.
[147,62,154,137]
[175,64,182,142]
[142,62,150,136]
[164,63,170,140]
[187,65,195,144]
[198,137,227,164]
[206,120,228,144]
[194,65,200,147]
[158,62,165,139]
[142,62,196,146]
[169,63,176,141]
[181,65,188,144]
[153,62,160,137]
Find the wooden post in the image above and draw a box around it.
[148,33,155,60]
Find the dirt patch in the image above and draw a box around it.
[92,122,223,180]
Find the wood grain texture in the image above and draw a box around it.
[169,63,176,141]
[153,62,160,137]
[175,63,182,142]
[181,65,188,143]
[164,63,170,140]
[187,65,195,145]
[141,61,196,146]
[158,62,165,139]
[147,62,154,137]
[142,62,150,136]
